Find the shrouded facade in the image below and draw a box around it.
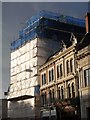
[8,38,60,119]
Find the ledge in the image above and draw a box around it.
[7,95,34,101]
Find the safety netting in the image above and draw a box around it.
[11,10,85,52]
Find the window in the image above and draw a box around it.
[49,68,54,82]
[41,93,44,106]
[41,92,47,106]
[67,84,71,98]
[60,64,63,77]
[42,73,46,85]
[49,90,52,103]
[58,87,61,99]
[66,60,69,74]
[52,89,54,102]
[44,92,46,105]
[84,68,90,87]
[51,69,54,81]
[70,58,73,73]
[72,83,75,98]
[49,70,51,82]
[57,64,63,79]
[57,65,59,78]
[61,86,64,100]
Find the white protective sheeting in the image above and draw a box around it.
[9,37,60,118]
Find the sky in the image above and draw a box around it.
[1,1,89,98]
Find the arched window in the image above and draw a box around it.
[61,86,64,100]
[72,83,75,98]
[67,84,71,98]
[66,60,69,74]
[70,58,73,73]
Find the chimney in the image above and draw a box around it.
[85,13,90,33]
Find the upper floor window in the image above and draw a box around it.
[84,68,90,87]
[66,60,69,74]
[57,65,59,79]
[70,58,73,73]
[49,70,51,82]
[49,68,54,82]
[57,64,63,79]
[60,64,63,77]
[51,69,54,81]
[42,73,46,85]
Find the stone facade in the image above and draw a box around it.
[39,39,80,119]
[77,45,90,120]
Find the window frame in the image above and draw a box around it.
[48,67,54,83]
[66,60,69,75]
[41,72,46,86]
[70,58,73,73]
[84,68,90,87]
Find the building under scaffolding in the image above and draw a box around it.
[8,11,85,120]
[11,10,85,51]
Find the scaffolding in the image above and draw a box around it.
[11,10,85,51]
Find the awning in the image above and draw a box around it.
[8,95,34,101]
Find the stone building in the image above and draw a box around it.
[39,35,81,120]
[77,13,90,120]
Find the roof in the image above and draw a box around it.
[26,10,85,27]
[78,32,90,50]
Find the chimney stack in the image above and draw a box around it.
[85,13,90,33]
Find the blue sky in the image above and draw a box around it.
[1,2,89,98]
